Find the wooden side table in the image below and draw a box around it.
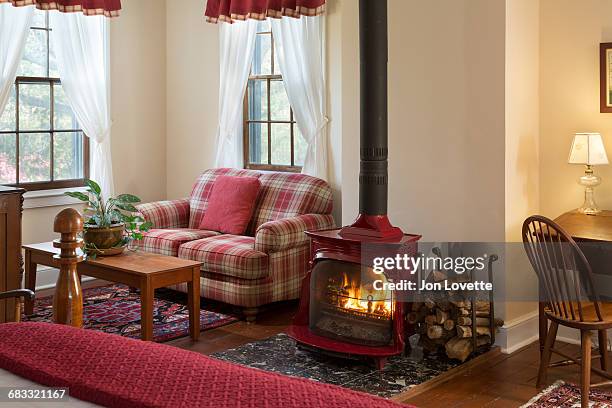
[23,242,202,341]
[537,210,612,352]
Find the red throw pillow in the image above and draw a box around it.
[199,176,261,235]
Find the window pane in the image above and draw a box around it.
[294,125,307,167]
[0,134,16,184]
[271,123,291,165]
[54,132,83,180]
[270,80,290,121]
[19,133,51,183]
[248,122,268,164]
[248,80,268,121]
[252,33,272,76]
[54,84,78,130]
[0,86,16,132]
[19,83,51,131]
[17,29,48,77]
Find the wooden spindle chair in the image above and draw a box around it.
[523,215,612,408]
[0,290,35,322]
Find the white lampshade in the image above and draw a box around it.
[568,133,609,165]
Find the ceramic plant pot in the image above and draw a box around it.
[83,223,125,253]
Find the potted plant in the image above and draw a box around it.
[65,180,153,255]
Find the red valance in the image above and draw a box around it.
[205,0,325,23]
[0,0,121,17]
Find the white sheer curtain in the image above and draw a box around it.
[214,20,258,168]
[50,12,114,198]
[271,15,328,180]
[0,4,34,118]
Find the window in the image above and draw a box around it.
[244,20,307,172]
[0,10,89,191]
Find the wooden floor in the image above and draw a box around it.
[38,282,612,407]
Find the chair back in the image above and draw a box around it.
[522,215,604,323]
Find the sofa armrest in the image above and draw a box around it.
[255,214,335,253]
[136,198,190,229]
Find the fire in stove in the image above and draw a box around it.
[309,260,395,347]
[327,271,393,319]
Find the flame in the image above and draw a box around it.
[338,272,392,316]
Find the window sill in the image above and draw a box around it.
[23,187,88,210]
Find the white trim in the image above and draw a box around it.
[496,310,540,354]
[23,187,87,209]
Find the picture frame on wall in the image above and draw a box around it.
[600,43,612,113]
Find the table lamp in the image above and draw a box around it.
[568,133,609,215]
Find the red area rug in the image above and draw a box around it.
[22,284,238,342]
[522,381,612,407]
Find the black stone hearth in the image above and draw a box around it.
[211,333,461,398]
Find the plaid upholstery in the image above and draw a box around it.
[171,245,309,307]
[188,168,262,230]
[255,214,335,253]
[246,172,333,235]
[178,235,269,280]
[136,199,190,229]
[138,229,219,257]
[139,168,335,309]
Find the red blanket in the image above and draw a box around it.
[0,323,413,408]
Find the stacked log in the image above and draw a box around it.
[407,272,503,362]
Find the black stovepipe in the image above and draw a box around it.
[359,0,389,216]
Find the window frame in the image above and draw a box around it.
[243,26,301,173]
[0,12,90,192]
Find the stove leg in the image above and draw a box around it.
[243,307,259,323]
[374,357,387,371]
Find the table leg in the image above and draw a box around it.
[141,281,154,341]
[24,250,37,316]
[188,266,200,341]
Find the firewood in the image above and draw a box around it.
[458,308,470,316]
[424,298,436,310]
[420,336,446,353]
[407,306,428,324]
[474,300,490,312]
[427,325,444,339]
[456,325,472,338]
[450,300,470,308]
[436,300,451,312]
[424,314,437,326]
[456,316,472,326]
[436,309,449,324]
[443,319,455,331]
[445,337,472,362]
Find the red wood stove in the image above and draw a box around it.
[287,0,421,369]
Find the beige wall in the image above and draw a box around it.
[504,0,540,322]
[23,0,167,278]
[333,0,506,242]
[165,0,220,199]
[540,0,612,218]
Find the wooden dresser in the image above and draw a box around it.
[0,186,25,322]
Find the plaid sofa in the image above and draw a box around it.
[136,168,335,320]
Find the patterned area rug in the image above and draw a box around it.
[522,381,612,407]
[212,333,461,398]
[23,284,238,342]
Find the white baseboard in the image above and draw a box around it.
[496,310,540,354]
[32,266,96,291]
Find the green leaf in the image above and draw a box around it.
[85,179,102,196]
[114,203,138,213]
[64,192,90,202]
[116,194,141,203]
[139,221,153,232]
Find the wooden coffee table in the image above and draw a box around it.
[22,242,202,341]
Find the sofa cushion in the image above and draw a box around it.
[246,172,333,234]
[199,175,261,235]
[178,235,269,280]
[139,229,219,257]
[189,168,262,229]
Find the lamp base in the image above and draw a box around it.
[578,166,602,215]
